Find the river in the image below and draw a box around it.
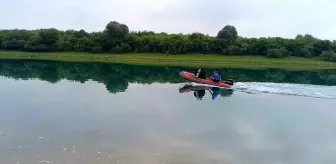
[0,60,335,164]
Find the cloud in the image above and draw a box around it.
[1,0,335,39]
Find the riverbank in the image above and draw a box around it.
[0,51,335,70]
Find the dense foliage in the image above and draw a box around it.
[0,60,335,94]
[1,21,336,62]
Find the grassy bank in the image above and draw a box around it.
[0,51,335,70]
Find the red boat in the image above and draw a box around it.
[179,71,233,88]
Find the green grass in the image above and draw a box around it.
[0,51,335,70]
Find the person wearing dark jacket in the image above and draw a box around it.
[194,68,207,79]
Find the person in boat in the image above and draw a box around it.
[211,70,221,82]
[194,68,207,79]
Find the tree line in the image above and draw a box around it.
[1,21,336,62]
[0,60,335,94]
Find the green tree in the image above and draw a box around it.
[103,21,129,52]
[331,41,336,52]
[38,28,60,51]
[1,20,336,63]
[217,25,238,43]
[215,25,238,54]
[313,40,331,56]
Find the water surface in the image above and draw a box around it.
[0,60,336,164]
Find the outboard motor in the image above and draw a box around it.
[226,79,234,86]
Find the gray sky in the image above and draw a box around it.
[2,0,335,39]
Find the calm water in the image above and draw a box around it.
[0,60,336,164]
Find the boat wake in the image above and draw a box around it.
[232,82,336,99]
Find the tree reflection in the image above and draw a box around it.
[0,60,335,94]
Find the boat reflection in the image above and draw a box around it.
[179,83,234,100]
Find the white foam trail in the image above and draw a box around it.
[232,82,336,99]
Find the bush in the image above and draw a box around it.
[321,50,336,62]
[2,39,26,50]
[330,54,336,62]
[279,47,289,57]
[300,46,313,58]
[121,43,131,53]
[267,48,287,58]
[110,46,123,54]
[92,46,103,53]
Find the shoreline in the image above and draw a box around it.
[0,51,335,70]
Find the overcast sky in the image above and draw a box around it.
[2,0,335,39]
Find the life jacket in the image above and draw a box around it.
[213,73,220,81]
